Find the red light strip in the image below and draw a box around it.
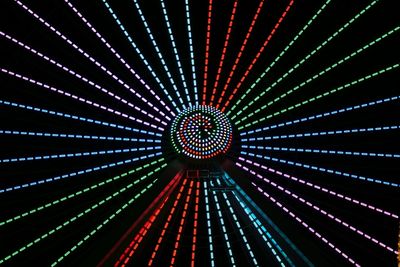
[102,171,183,267]
[214,0,266,109]
[209,0,238,107]
[220,0,295,112]
[170,180,195,266]
[148,179,188,266]
[191,181,200,267]
[118,196,170,267]
[203,0,214,106]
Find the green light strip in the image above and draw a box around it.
[230,0,379,121]
[236,25,399,125]
[0,160,166,265]
[0,158,165,227]
[51,164,167,266]
[227,0,332,117]
[238,63,399,130]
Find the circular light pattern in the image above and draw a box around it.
[170,105,233,159]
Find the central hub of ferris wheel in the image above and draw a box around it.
[170,106,233,159]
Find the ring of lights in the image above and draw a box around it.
[170,106,233,159]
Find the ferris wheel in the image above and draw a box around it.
[0,0,399,266]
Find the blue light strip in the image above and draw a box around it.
[232,192,286,267]
[0,146,160,164]
[241,125,400,141]
[224,173,303,266]
[131,0,185,111]
[221,190,260,266]
[101,0,177,115]
[0,153,162,193]
[241,95,400,136]
[0,100,162,137]
[242,145,400,159]
[240,152,400,187]
[63,0,171,120]
[210,180,236,266]
[184,0,198,105]
[160,0,191,107]
[203,181,215,267]
[0,130,161,143]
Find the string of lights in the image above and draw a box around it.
[0,67,165,131]
[209,0,238,107]
[218,0,295,111]
[230,0,380,122]
[227,0,332,116]
[235,26,400,125]
[63,0,172,118]
[0,100,162,137]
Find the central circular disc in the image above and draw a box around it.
[170,105,233,159]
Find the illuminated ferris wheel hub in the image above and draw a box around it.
[170,105,233,159]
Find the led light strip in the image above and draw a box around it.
[13,0,164,121]
[237,157,398,219]
[221,191,259,266]
[227,0,332,116]
[222,172,294,265]
[209,0,238,106]
[184,0,198,105]
[231,0,380,121]
[0,152,162,194]
[241,125,400,141]
[0,147,160,164]
[129,0,182,112]
[100,0,176,115]
[218,0,266,109]
[0,31,167,125]
[203,181,215,266]
[211,180,236,266]
[0,100,161,137]
[0,162,166,265]
[191,181,200,267]
[63,0,171,119]
[243,145,400,159]
[219,0,295,111]
[0,68,164,131]
[0,158,164,227]
[160,0,191,108]
[116,171,183,266]
[240,151,399,187]
[238,162,397,254]
[202,0,213,106]
[51,164,168,266]
[248,181,360,266]
[113,171,183,266]
[171,106,233,159]
[241,95,400,136]
[0,129,161,143]
[170,180,195,266]
[235,25,400,124]
[119,197,170,266]
[148,179,188,266]
[239,63,399,129]
[232,192,286,266]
